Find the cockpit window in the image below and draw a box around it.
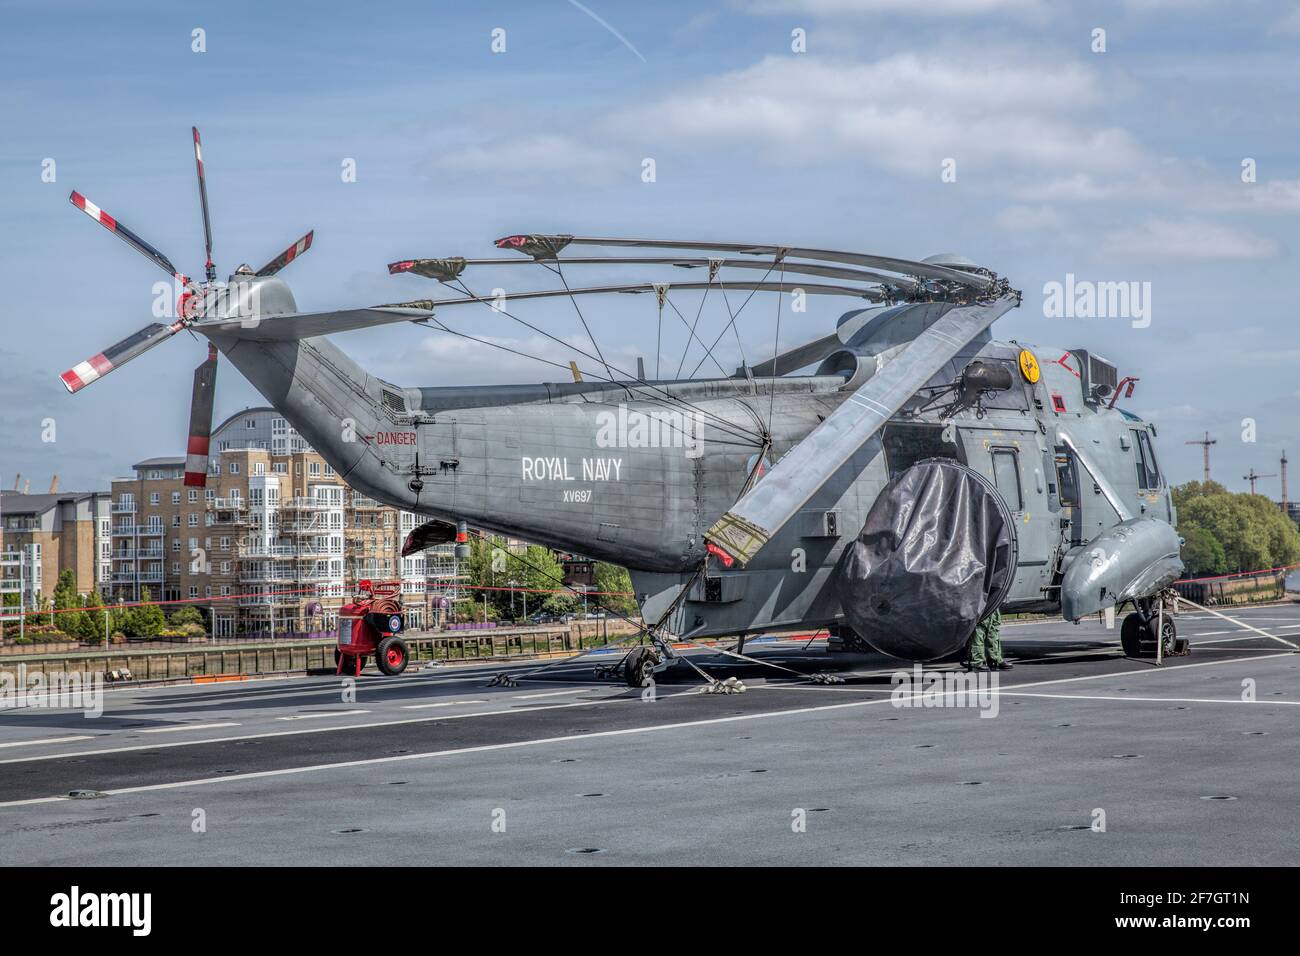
[1133,429,1161,489]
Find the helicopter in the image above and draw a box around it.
[58,129,1184,687]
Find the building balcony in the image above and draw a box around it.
[111,525,165,537]
[239,570,298,584]
[111,502,136,514]
[238,543,299,558]
[281,497,340,511]
[209,498,247,511]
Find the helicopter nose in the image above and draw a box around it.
[833,459,1018,661]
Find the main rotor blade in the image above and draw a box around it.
[59,320,185,393]
[183,344,219,487]
[198,281,882,340]
[706,294,1021,565]
[192,127,215,282]
[68,191,192,288]
[495,234,992,291]
[390,255,905,295]
[255,230,314,277]
[748,332,845,377]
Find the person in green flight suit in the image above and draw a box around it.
[966,607,1012,671]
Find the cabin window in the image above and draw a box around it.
[991,449,1023,511]
[882,423,962,480]
[1133,429,1161,489]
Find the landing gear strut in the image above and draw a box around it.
[1120,593,1184,659]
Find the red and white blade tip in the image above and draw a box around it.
[60,353,114,394]
[388,260,416,274]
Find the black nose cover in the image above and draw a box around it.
[833,458,1018,661]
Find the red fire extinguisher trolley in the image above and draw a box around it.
[336,580,409,676]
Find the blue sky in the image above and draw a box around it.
[1,0,1298,496]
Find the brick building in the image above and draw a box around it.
[109,407,463,636]
[0,488,112,608]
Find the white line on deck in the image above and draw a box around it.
[275,710,370,721]
[139,722,240,734]
[0,736,93,749]
[400,700,488,709]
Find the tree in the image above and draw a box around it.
[1174,481,1300,574]
[593,562,637,617]
[1179,525,1228,577]
[52,569,89,638]
[123,587,165,638]
[168,605,204,627]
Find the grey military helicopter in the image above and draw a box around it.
[60,129,1184,686]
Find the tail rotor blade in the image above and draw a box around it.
[255,230,313,277]
[59,320,184,393]
[68,191,192,290]
[192,127,215,283]
[183,344,219,487]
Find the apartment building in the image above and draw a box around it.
[109,407,463,636]
[0,488,112,607]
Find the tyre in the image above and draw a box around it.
[1120,613,1147,657]
[623,646,656,688]
[1158,616,1177,655]
[377,636,409,676]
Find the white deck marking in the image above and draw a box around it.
[139,722,240,734]
[0,736,93,749]
[999,692,1299,706]
[275,710,370,721]
[400,700,488,709]
[512,689,590,700]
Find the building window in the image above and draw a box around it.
[309,462,321,476]
[254,462,265,476]
[273,462,287,474]
[150,492,160,505]
[205,489,215,501]
[188,489,198,503]
[172,539,180,552]
[247,419,257,429]
[172,562,180,573]
[189,586,199,599]
[172,515,180,527]
[229,462,240,475]
[171,491,181,504]
[220,537,230,549]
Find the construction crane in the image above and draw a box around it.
[1282,450,1290,510]
[1186,431,1217,482]
[1243,468,1276,495]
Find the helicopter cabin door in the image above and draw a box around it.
[961,429,1060,604]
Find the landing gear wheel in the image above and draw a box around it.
[1157,616,1177,656]
[377,636,409,676]
[623,646,657,688]
[1121,613,1145,657]
[1121,612,1176,658]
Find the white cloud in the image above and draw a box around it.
[437,133,623,184]
[1100,219,1279,261]
[605,53,1143,176]
[994,204,1063,230]
[738,0,1045,16]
